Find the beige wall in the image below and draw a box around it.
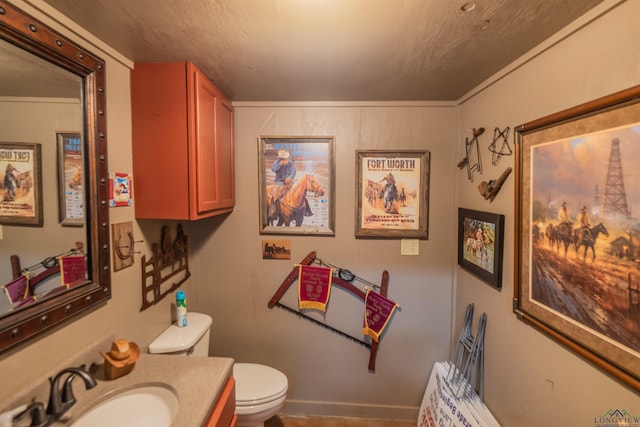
[189,104,456,418]
[455,1,640,426]
[1,0,639,425]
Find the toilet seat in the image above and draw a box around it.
[233,363,288,406]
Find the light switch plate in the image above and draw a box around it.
[401,239,419,256]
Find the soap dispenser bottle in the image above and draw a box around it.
[176,290,187,327]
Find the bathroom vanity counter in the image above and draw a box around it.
[70,353,235,427]
[4,352,234,427]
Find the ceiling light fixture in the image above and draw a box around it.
[461,2,476,12]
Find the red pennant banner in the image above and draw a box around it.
[60,255,87,287]
[298,265,333,312]
[362,289,398,342]
[3,274,29,304]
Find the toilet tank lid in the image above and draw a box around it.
[148,312,212,354]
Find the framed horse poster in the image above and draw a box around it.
[258,136,335,236]
[457,208,504,290]
[0,142,43,226]
[514,84,640,392]
[355,150,430,239]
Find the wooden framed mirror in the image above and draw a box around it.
[0,0,111,355]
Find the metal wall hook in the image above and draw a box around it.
[115,232,143,260]
[457,127,484,182]
[111,222,139,271]
[488,126,512,166]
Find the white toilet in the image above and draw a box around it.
[149,312,288,427]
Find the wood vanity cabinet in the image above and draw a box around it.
[131,62,235,220]
[205,376,237,427]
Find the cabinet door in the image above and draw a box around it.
[214,94,235,209]
[204,377,236,427]
[191,66,235,217]
[132,62,191,219]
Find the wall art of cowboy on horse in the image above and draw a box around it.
[457,208,505,289]
[356,150,430,239]
[258,137,335,236]
[526,124,640,356]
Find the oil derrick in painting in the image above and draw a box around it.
[601,138,631,218]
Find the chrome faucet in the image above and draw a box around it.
[46,366,97,420]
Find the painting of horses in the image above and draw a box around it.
[514,84,640,392]
[355,150,430,238]
[457,208,504,289]
[258,136,335,236]
[0,142,42,226]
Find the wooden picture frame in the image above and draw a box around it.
[457,208,504,290]
[355,150,430,239]
[57,132,84,226]
[0,142,43,226]
[258,136,335,236]
[514,84,640,391]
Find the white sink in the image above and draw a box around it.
[71,385,178,427]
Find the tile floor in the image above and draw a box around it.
[265,415,417,427]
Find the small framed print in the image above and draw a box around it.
[109,171,133,207]
[457,208,505,290]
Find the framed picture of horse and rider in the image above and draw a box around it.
[514,84,640,392]
[355,150,430,239]
[457,208,505,290]
[259,136,336,236]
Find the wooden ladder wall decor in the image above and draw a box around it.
[267,251,389,371]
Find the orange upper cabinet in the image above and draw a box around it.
[131,62,235,220]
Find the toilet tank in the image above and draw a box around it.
[148,312,212,356]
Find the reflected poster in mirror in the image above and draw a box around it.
[57,132,84,226]
[0,142,43,226]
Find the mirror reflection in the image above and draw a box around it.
[0,38,88,317]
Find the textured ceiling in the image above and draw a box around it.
[25,0,606,101]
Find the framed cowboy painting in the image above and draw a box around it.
[514,84,640,392]
[258,136,335,236]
